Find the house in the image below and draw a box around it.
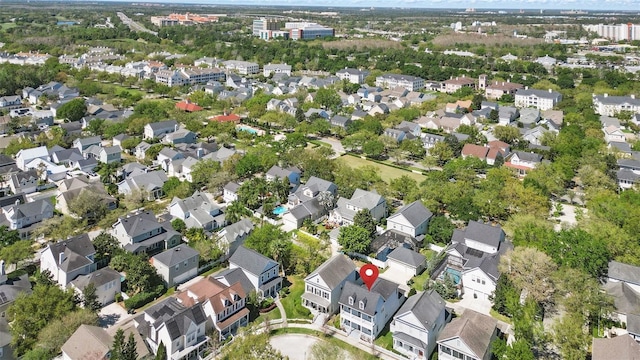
[592,335,640,360]
[386,247,427,276]
[133,298,208,360]
[40,234,96,287]
[438,221,510,300]
[523,126,549,146]
[441,76,476,94]
[23,157,67,182]
[73,136,102,152]
[144,120,178,140]
[0,95,22,111]
[376,74,425,92]
[223,182,240,203]
[371,230,421,261]
[498,106,518,126]
[135,141,151,160]
[162,128,197,145]
[302,254,357,315]
[0,270,32,360]
[61,325,113,360]
[151,245,200,287]
[51,148,84,165]
[15,145,48,170]
[437,309,498,360]
[265,165,301,185]
[112,134,130,148]
[386,200,433,238]
[210,113,241,124]
[175,276,250,340]
[339,278,404,342]
[218,218,254,258]
[69,267,122,306]
[336,68,369,84]
[391,290,450,360]
[330,188,387,225]
[461,144,489,162]
[98,145,122,164]
[384,128,407,143]
[117,170,168,200]
[169,191,224,231]
[504,151,542,177]
[175,99,203,112]
[71,158,98,173]
[484,81,523,99]
[604,125,626,143]
[110,210,182,254]
[593,94,640,116]
[0,198,54,232]
[263,63,292,77]
[157,147,184,171]
[9,169,38,194]
[514,88,562,111]
[618,168,640,190]
[518,108,541,127]
[228,245,282,298]
[56,177,116,216]
[330,115,352,129]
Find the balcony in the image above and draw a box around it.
[171,336,209,360]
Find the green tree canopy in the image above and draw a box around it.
[56,98,87,122]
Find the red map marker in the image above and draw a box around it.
[360,264,379,291]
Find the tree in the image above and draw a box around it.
[171,218,186,234]
[56,98,87,122]
[68,190,108,223]
[123,188,151,210]
[82,283,102,312]
[471,94,484,110]
[220,332,284,360]
[389,175,419,201]
[499,247,557,304]
[225,201,252,224]
[488,109,499,123]
[0,225,20,247]
[426,216,455,245]
[493,125,521,144]
[317,191,336,213]
[245,224,289,258]
[155,342,167,360]
[0,240,33,266]
[315,88,341,110]
[553,313,590,360]
[92,232,120,267]
[7,284,76,355]
[491,275,519,317]
[191,159,221,188]
[338,225,371,254]
[430,141,454,165]
[35,308,98,356]
[362,139,385,158]
[353,209,376,239]
[87,119,105,136]
[111,329,138,360]
[309,341,343,360]
[110,252,162,295]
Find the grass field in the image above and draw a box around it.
[280,276,313,320]
[337,155,426,184]
[1,23,16,30]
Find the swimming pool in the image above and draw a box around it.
[273,205,287,215]
[237,125,258,135]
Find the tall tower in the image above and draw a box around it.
[478,74,488,90]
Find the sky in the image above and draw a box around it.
[103,0,640,11]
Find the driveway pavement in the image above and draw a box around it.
[379,267,412,294]
[99,302,130,328]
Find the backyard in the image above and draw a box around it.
[280,276,313,320]
[337,155,426,184]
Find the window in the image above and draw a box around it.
[348,296,354,306]
[359,301,365,310]
[175,264,179,270]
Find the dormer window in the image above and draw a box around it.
[359,300,365,310]
[348,296,354,306]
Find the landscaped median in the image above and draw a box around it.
[337,153,427,183]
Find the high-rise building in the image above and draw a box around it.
[583,23,640,41]
[252,18,281,36]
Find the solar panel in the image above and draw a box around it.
[465,247,485,258]
[0,292,7,305]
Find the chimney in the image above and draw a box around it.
[631,95,636,99]
[174,123,179,132]
[525,86,529,90]
[196,148,204,158]
[0,260,5,276]
[59,252,66,265]
[604,93,608,98]
[548,89,552,93]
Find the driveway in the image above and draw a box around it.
[319,137,345,157]
[99,302,130,328]
[379,267,413,294]
[269,334,321,360]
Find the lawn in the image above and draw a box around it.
[0,22,16,30]
[409,270,431,293]
[280,276,313,320]
[337,155,426,184]
[254,307,282,325]
[373,324,394,350]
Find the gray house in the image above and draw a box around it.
[228,245,282,299]
[70,267,122,306]
[110,210,181,254]
[0,270,32,360]
[144,120,178,140]
[386,200,433,239]
[151,245,199,287]
[219,218,254,258]
[302,254,357,315]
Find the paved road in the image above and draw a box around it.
[117,12,157,35]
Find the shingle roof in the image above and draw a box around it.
[627,313,640,335]
[437,309,497,359]
[609,261,640,285]
[70,267,120,291]
[229,245,279,277]
[339,280,393,316]
[387,247,426,268]
[221,218,253,244]
[455,220,504,249]
[214,267,254,296]
[152,245,199,267]
[516,88,561,99]
[115,211,162,238]
[592,335,640,360]
[305,254,355,290]
[395,290,445,330]
[61,325,112,360]
[147,119,178,131]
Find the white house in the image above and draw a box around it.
[386,247,427,276]
[330,188,387,225]
[437,310,498,360]
[15,146,48,170]
[144,120,178,140]
[339,278,404,343]
[302,254,357,315]
[386,200,433,238]
[169,191,224,231]
[593,94,640,116]
[514,88,562,111]
[228,245,282,299]
[391,290,449,360]
[40,234,97,287]
[69,267,121,306]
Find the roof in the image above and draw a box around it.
[221,218,254,244]
[437,309,497,359]
[74,136,102,147]
[628,313,640,335]
[339,279,398,316]
[593,94,640,107]
[152,245,199,267]
[147,120,178,132]
[61,325,112,360]
[229,245,279,276]
[371,230,420,254]
[70,267,121,291]
[511,151,542,163]
[211,113,241,122]
[214,268,254,296]
[462,144,489,160]
[44,234,95,272]
[516,88,561,99]
[609,261,640,285]
[143,298,207,340]
[387,247,426,268]
[592,335,640,360]
[305,254,356,290]
[395,290,446,330]
[176,100,203,112]
[453,220,504,249]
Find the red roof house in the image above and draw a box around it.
[210,113,241,124]
[176,100,203,112]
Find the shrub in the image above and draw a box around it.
[124,285,165,310]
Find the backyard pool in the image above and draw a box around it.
[273,205,287,215]
[237,125,258,135]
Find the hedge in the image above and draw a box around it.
[124,285,166,310]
